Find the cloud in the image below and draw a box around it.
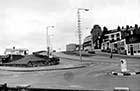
[0,0,70,13]
[0,0,140,54]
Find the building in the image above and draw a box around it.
[4,47,29,56]
[66,44,79,51]
[83,35,92,51]
[101,24,140,55]
[102,30,122,53]
[125,34,140,55]
[2,47,29,63]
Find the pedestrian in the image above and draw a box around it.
[110,52,112,58]
[110,49,113,58]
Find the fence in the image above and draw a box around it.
[0,83,134,91]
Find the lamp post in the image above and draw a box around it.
[77,8,89,62]
[46,26,54,58]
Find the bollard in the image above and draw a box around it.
[120,59,128,72]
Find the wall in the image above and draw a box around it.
[66,44,77,51]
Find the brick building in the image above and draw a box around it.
[101,24,140,55]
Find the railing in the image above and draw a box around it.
[0,83,135,91]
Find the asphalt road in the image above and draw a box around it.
[0,52,140,90]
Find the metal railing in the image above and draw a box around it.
[0,83,135,91]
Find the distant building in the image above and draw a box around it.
[66,44,79,51]
[101,24,140,55]
[1,47,29,63]
[4,47,29,56]
[83,35,92,51]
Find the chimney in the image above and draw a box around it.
[13,46,15,49]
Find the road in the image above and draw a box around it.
[0,52,140,90]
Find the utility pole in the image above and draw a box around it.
[77,8,89,62]
[46,26,54,58]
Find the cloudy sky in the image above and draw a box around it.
[0,0,140,54]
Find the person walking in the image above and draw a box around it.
[110,49,113,58]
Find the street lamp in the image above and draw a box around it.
[49,34,54,53]
[46,26,54,58]
[77,8,89,62]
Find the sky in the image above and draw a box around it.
[0,0,140,54]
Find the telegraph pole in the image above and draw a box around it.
[77,8,89,62]
[46,26,54,58]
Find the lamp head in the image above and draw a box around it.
[78,8,89,11]
[51,26,55,28]
[84,9,89,11]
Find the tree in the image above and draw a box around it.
[135,24,138,29]
[126,25,129,31]
[102,26,108,34]
[90,25,101,34]
[90,24,102,49]
[135,24,139,34]
[138,27,140,34]
[90,25,102,41]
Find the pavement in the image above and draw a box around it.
[95,50,140,59]
[0,52,140,90]
[56,50,140,64]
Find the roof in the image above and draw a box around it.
[108,27,135,34]
[5,48,29,51]
[84,35,91,43]
[5,55,46,65]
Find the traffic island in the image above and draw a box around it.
[0,62,89,72]
[111,71,140,76]
[110,59,140,76]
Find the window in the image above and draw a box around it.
[117,37,120,40]
[130,31,133,35]
[111,34,114,38]
[112,39,114,42]
[114,44,118,48]
[111,35,114,41]
[103,44,105,50]
[116,33,119,37]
